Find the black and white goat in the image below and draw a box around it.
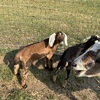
[73,40,100,77]
[14,31,68,88]
[53,35,100,88]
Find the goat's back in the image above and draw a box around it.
[60,43,84,62]
[14,39,49,63]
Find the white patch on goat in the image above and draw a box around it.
[91,40,100,52]
[73,59,87,71]
[66,62,68,66]
[96,35,100,38]
[77,71,87,77]
[49,33,56,47]
[81,71,100,77]
[60,41,64,46]
[59,33,62,35]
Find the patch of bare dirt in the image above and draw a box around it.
[0,56,4,64]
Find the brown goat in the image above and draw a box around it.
[14,32,68,88]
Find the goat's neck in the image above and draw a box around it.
[84,41,95,51]
[49,41,59,51]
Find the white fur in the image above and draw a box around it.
[63,33,68,46]
[59,33,62,35]
[96,35,100,38]
[77,71,87,77]
[49,33,56,47]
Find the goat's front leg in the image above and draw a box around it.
[45,58,53,71]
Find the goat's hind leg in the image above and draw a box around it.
[14,64,20,75]
[52,61,66,82]
[62,63,71,88]
[21,62,31,88]
[62,69,71,88]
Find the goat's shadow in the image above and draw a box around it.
[3,49,22,85]
[30,57,100,99]
[3,49,18,72]
[3,50,100,100]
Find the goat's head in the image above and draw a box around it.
[72,41,100,77]
[83,35,100,42]
[49,31,68,47]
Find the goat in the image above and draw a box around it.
[14,31,68,88]
[53,35,100,88]
[73,40,100,77]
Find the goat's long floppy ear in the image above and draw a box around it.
[49,33,56,47]
[63,33,68,46]
[83,36,91,42]
[96,35,100,38]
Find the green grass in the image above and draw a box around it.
[5,89,34,100]
[0,64,13,81]
[0,0,100,100]
[0,0,100,49]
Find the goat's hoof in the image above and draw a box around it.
[17,72,20,76]
[52,75,57,83]
[45,66,49,70]
[14,72,17,76]
[62,80,67,88]
[22,84,27,88]
[14,71,20,76]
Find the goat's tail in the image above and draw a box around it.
[14,56,20,75]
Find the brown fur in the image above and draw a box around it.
[82,51,96,66]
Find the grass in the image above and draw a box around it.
[0,88,34,100]
[0,64,13,81]
[0,0,100,100]
[0,0,100,48]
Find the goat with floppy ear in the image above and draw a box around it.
[14,31,68,88]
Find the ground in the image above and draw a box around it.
[0,0,100,100]
[0,52,100,100]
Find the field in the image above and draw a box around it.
[0,0,100,100]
